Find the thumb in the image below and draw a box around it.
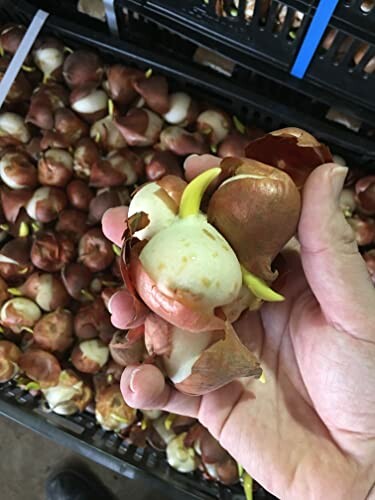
[299,163,375,339]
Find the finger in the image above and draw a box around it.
[183,154,220,181]
[121,364,201,417]
[108,290,148,329]
[102,206,128,246]
[299,163,375,338]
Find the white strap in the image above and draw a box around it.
[103,0,119,36]
[0,9,49,109]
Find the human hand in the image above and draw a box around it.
[102,164,375,500]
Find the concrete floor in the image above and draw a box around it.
[0,415,192,500]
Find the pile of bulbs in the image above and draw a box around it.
[0,22,374,497]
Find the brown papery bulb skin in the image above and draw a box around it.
[217,132,250,158]
[55,209,88,242]
[63,50,104,89]
[32,37,65,81]
[0,151,38,190]
[88,188,129,225]
[0,187,32,223]
[78,228,114,272]
[33,309,74,353]
[61,262,93,300]
[20,272,70,311]
[0,24,26,55]
[73,137,100,179]
[66,180,94,211]
[38,149,74,187]
[115,108,163,147]
[19,348,61,388]
[105,65,142,108]
[0,57,32,103]
[0,276,9,307]
[53,108,89,146]
[74,298,115,342]
[31,231,76,272]
[0,237,33,282]
[145,151,183,181]
[71,339,109,374]
[26,186,67,223]
[160,126,209,156]
[207,158,301,282]
[347,216,375,247]
[245,127,333,189]
[0,340,21,383]
[133,75,169,115]
[355,176,375,216]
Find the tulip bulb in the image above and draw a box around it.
[0,340,21,382]
[33,309,74,353]
[90,115,127,151]
[63,50,104,89]
[0,237,33,282]
[104,65,142,108]
[42,369,92,415]
[33,38,65,81]
[0,24,26,55]
[71,339,109,373]
[73,137,100,179]
[115,108,163,147]
[139,213,242,311]
[78,228,114,272]
[196,109,231,145]
[95,384,137,432]
[0,151,38,190]
[70,87,108,123]
[166,433,199,473]
[66,179,93,211]
[0,297,41,333]
[55,209,88,241]
[163,92,198,126]
[19,348,61,388]
[19,272,69,311]
[31,231,76,272]
[0,113,30,145]
[160,126,209,155]
[133,75,169,115]
[61,262,93,300]
[26,187,67,222]
[38,149,74,187]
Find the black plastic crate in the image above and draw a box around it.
[0,380,264,500]
[122,0,375,125]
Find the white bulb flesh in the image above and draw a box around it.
[163,92,191,124]
[140,214,242,309]
[128,182,177,241]
[34,48,63,77]
[36,274,54,311]
[80,340,109,368]
[197,110,229,144]
[1,298,41,325]
[0,153,27,189]
[0,113,30,143]
[166,433,197,473]
[45,149,73,170]
[26,187,51,219]
[163,327,213,383]
[73,90,108,114]
[43,382,82,415]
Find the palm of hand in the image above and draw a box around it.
[204,250,375,499]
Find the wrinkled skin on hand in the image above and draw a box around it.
[103,164,375,499]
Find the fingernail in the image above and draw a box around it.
[129,367,142,392]
[330,166,349,199]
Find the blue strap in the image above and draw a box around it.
[290,0,340,79]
